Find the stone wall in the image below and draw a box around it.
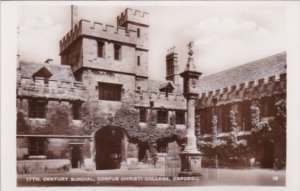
[17,138,28,160]
[17,99,80,129]
[17,159,70,174]
[61,39,83,72]
[82,38,142,76]
[17,137,91,160]
[17,77,86,101]
[81,69,136,102]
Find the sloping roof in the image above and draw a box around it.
[19,61,75,82]
[33,67,52,78]
[159,81,175,91]
[198,52,286,94]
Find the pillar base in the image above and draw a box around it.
[120,161,127,169]
[178,151,202,177]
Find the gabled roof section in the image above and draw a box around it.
[159,81,175,91]
[33,67,52,78]
[19,61,75,83]
[197,52,286,94]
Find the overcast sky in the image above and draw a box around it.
[18,4,286,80]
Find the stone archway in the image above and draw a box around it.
[94,126,125,170]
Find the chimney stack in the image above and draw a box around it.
[165,47,181,92]
[71,5,79,28]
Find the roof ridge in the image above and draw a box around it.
[201,51,286,79]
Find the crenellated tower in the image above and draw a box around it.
[117,8,149,79]
[59,8,150,102]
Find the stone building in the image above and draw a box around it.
[16,8,286,173]
[196,52,286,169]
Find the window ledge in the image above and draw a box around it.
[29,118,46,122]
[217,133,231,138]
[72,120,82,125]
[175,124,186,130]
[200,134,213,138]
[157,124,169,128]
[139,123,147,128]
[157,153,168,156]
[28,155,47,160]
[261,116,275,122]
[237,131,252,136]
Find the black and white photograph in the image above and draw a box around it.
[1,1,300,190]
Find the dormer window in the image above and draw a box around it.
[33,67,52,85]
[159,82,175,97]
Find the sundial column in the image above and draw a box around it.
[178,41,203,177]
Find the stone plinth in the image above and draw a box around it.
[178,152,202,177]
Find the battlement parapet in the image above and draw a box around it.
[198,73,286,106]
[136,90,186,102]
[17,77,87,101]
[60,19,138,53]
[117,8,149,27]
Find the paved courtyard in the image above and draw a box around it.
[17,168,285,186]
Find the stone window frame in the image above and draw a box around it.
[137,28,140,38]
[137,56,141,66]
[220,104,231,133]
[98,82,122,101]
[157,109,168,124]
[114,44,122,61]
[200,108,213,134]
[72,100,82,120]
[139,107,147,123]
[260,96,276,118]
[97,41,105,58]
[239,100,252,131]
[175,110,185,125]
[28,137,47,156]
[28,99,47,119]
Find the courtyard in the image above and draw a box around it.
[17,168,285,186]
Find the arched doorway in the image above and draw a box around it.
[95,126,123,170]
[261,140,274,168]
[71,146,82,168]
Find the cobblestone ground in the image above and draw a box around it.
[17,168,285,186]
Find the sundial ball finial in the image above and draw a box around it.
[187,41,194,56]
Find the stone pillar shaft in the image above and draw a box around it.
[184,98,198,152]
[120,134,128,169]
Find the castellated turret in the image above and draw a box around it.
[117,8,149,50]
